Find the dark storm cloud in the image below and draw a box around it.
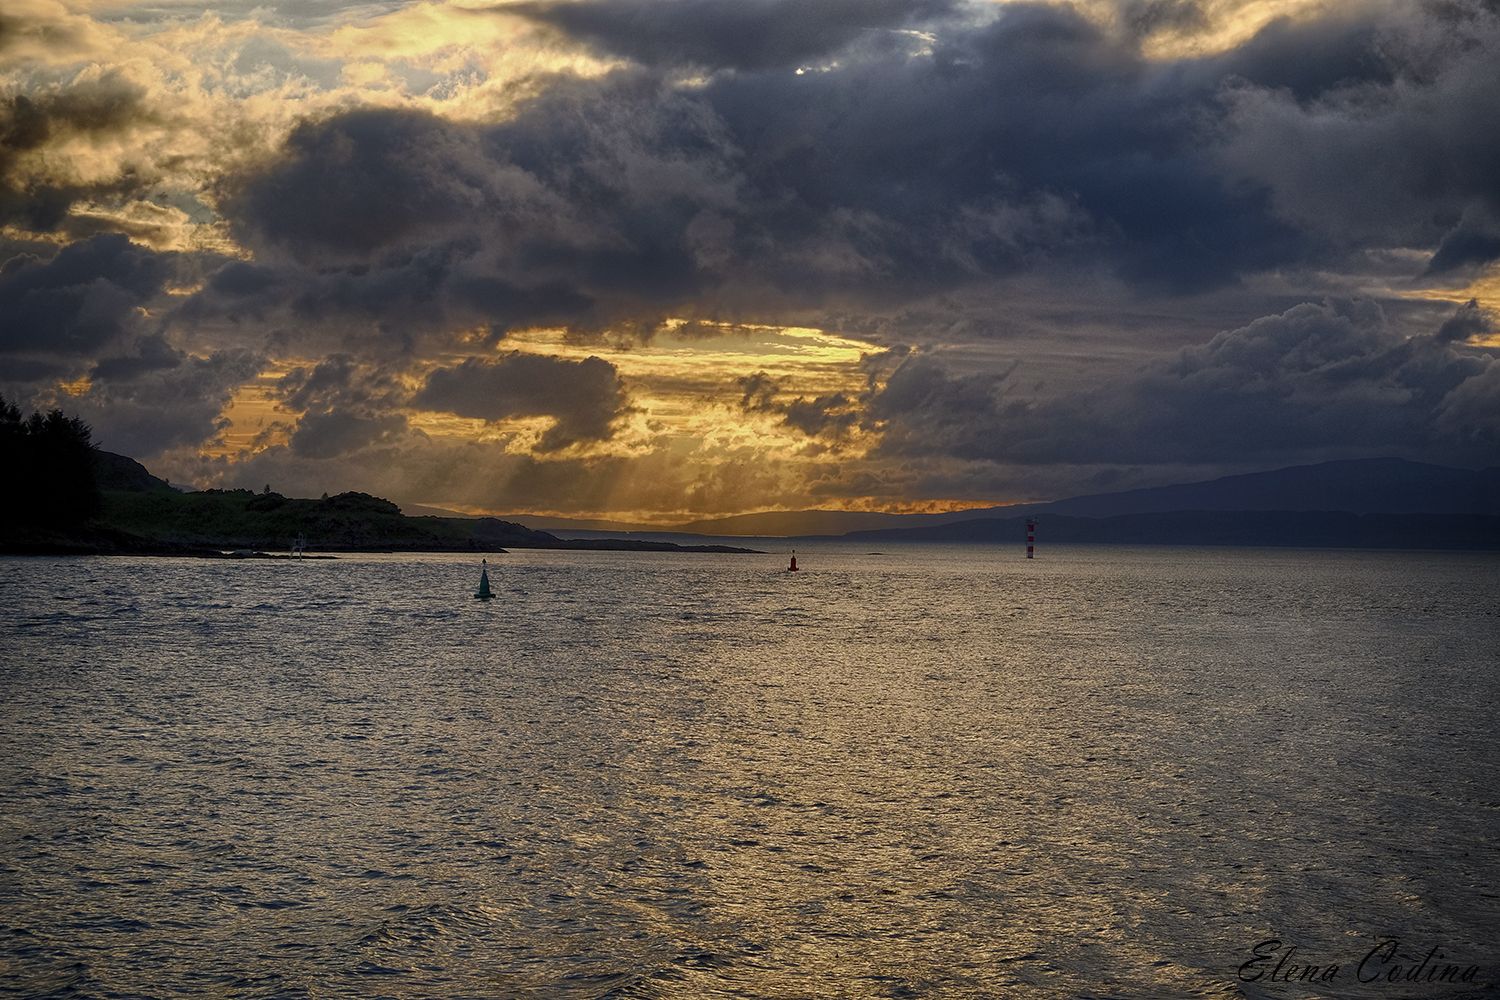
[735,370,857,440]
[1196,11,1395,100]
[1218,1,1500,257]
[1425,207,1500,276]
[194,244,466,336]
[850,0,1325,292]
[735,370,784,411]
[90,334,184,381]
[218,110,490,262]
[277,354,407,412]
[869,352,999,424]
[207,261,281,298]
[271,354,413,458]
[211,0,1500,338]
[867,299,1499,467]
[68,348,266,458]
[781,393,858,439]
[289,407,409,459]
[0,81,157,231]
[1433,299,1495,345]
[184,241,596,355]
[547,0,1496,296]
[0,233,174,358]
[211,90,729,337]
[413,352,630,450]
[510,0,956,71]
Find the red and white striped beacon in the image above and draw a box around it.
[1026,519,1035,559]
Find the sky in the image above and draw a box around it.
[1,0,1498,523]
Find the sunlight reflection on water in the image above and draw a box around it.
[1,545,1497,999]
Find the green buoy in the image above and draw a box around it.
[474,558,494,600]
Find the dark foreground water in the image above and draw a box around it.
[1,544,1497,1000]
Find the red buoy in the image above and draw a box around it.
[788,551,799,572]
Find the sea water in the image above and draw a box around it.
[1,544,1497,1000]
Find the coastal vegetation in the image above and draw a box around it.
[95,487,487,554]
[0,396,102,533]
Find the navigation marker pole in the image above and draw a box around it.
[475,558,495,600]
[1026,520,1035,559]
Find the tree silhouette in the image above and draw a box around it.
[0,396,103,530]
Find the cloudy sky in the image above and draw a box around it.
[2,0,1497,522]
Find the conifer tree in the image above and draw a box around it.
[0,396,103,530]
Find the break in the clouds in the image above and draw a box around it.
[0,0,1497,521]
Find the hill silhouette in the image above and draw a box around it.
[93,450,172,492]
[986,458,1500,519]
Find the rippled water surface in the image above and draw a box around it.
[2,544,1498,1000]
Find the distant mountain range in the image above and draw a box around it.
[982,458,1500,519]
[515,458,1500,538]
[833,510,1499,549]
